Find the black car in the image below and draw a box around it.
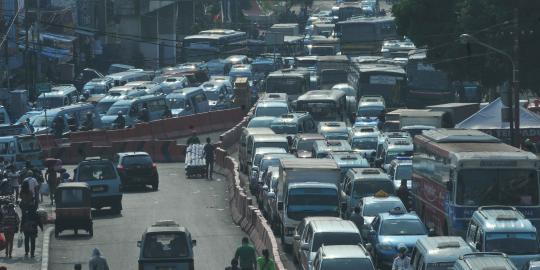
[114,152,159,191]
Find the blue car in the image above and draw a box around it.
[367,208,428,268]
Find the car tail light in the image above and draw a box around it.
[117,165,124,171]
[152,163,157,168]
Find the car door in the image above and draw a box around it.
[300,225,314,270]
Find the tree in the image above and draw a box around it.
[392,0,540,93]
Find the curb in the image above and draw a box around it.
[40,226,54,270]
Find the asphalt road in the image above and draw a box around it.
[49,163,247,270]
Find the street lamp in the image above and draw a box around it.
[459,33,520,146]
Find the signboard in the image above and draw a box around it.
[36,82,51,93]
[265,31,285,46]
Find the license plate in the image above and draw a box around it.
[92,186,105,192]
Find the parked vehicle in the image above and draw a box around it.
[36,84,79,109]
[312,140,352,158]
[254,101,289,118]
[239,128,275,173]
[292,216,343,264]
[358,194,405,239]
[312,245,375,270]
[318,121,349,140]
[0,135,42,168]
[101,95,167,128]
[165,87,210,117]
[292,133,325,158]
[114,152,159,191]
[31,103,102,134]
[54,182,93,237]
[270,113,317,135]
[453,253,517,270]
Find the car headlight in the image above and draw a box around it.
[377,244,395,251]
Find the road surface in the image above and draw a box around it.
[49,163,246,270]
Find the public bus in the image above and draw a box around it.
[348,60,406,107]
[263,69,310,101]
[412,129,540,236]
[296,90,347,122]
[181,29,248,62]
[336,16,397,55]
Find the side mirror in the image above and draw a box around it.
[301,242,310,251]
[277,201,284,211]
[192,239,197,246]
[137,241,141,247]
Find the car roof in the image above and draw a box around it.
[319,245,371,260]
[295,133,325,140]
[472,207,535,233]
[252,134,288,142]
[363,195,403,205]
[280,158,339,170]
[255,147,287,155]
[117,152,150,157]
[57,182,90,189]
[348,168,390,181]
[78,157,113,165]
[415,237,473,260]
[379,210,421,221]
[257,101,288,107]
[454,253,516,270]
[311,220,359,234]
[145,220,189,234]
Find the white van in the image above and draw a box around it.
[106,70,151,86]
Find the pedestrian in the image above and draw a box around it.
[186,130,200,145]
[349,206,364,230]
[89,248,110,270]
[396,179,410,211]
[257,249,276,270]
[225,258,241,270]
[1,203,19,258]
[204,137,215,180]
[20,209,43,258]
[52,116,65,138]
[139,103,150,122]
[22,171,39,204]
[7,165,20,201]
[19,181,34,212]
[74,263,82,270]
[392,244,411,270]
[81,112,94,131]
[234,237,257,270]
[60,168,71,183]
[45,165,58,205]
[113,111,126,129]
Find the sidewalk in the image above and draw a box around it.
[0,196,55,270]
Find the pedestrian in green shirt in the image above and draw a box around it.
[257,249,276,270]
[186,130,201,145]
[234,237,257,270]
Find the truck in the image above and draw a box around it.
[399,110,453,130]
[412,128,540,236]
[426,103,480,126]
[276,158,342,247]
[270,23,300,36]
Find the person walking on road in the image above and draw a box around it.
[392,244,411,270]
[7,165,20,201]
[21,209,43,258]
[234,237,257,270]
[349,206,364,230]
[397,179,410,211]
[2,203,19,258]
[22,171,39,206]
[257,249,276,270]
[45,165,58,205]
[204,137,215,180]
[225,258,241,270]
[19,181,34,212]
[89,248,110,270]
[186,130,200,145]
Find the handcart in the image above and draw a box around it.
[185,144,207,178]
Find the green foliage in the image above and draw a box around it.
[392,0,540,92]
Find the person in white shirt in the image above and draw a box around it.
[392,244,411,270]
[23,171,39,201]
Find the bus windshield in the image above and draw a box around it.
[353,180,395,198]
[297,101,338,121]
[351,137,378,150]
[485,232,540,255]
[287,188,339,220]
[456,169,539,206]
[266,77,305,95]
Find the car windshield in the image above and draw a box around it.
[255,106,289,117]
[37,96,64,109]
[297,101,338,121]
[30,115,54,128]
[167,98,186,109]
[380,219,426,236]
[485,232,540,255]
[106,105,130,116]
[456,169,539,206]
[358,107,384,118]
[352,137,378,150]
[324,132,348,140]
[363,201,405,216]
[204,90,220,100]
[287,188,339,220]
[266,78,305,95]
[122,155,153,165]
[395,165,412,180]
[353,181,395,198]
[248,119,274,128]
[297,139,317,152]
[59,189,85,207]
[18,137,41,153]
[96,101,115,114]
[312,232,362,252]
[385,151,413,164]
[259,159,280,172]
[77,163,117,181]
[321,258,374,270]
[271,124,298,134]
[143,233,189,258]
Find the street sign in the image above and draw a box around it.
[265,31,285,46]
[36,82,51,93]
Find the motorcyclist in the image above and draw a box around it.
[139,103,150,122]
[80,112,94,131]
[113,111,126,129]
[52,116,65,138]
[67,115,78,132]
[162,105,173,119]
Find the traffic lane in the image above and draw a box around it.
[49,163,246,270]
[176,130,225,145]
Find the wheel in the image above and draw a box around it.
[88,225,93,237]
[112,202,122,214]
[152,184,158,191]
[74,229,78,235]
[54,230,59,238]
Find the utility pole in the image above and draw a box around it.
[24,0,29,92]
[35,0,42,88]
[3,15,9,90]
[512,5,521,146]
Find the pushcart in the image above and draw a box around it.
[185,144,207,178]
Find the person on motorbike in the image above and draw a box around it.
[113,111,126,129]
[80,112,94,131]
